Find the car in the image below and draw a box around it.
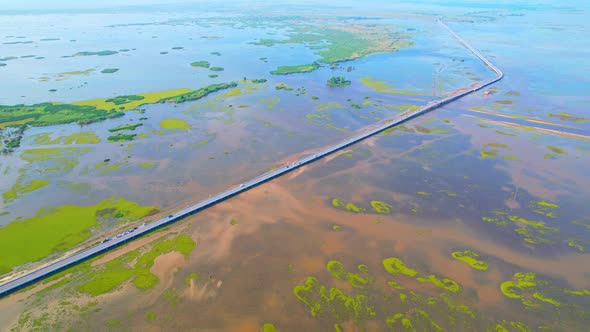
[101,237,111,244]
[116,234,122,238]
[168,214,174,218]
[240,184,245,188]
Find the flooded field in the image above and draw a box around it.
[1,1,589,331]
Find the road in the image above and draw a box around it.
[0,19,504,299]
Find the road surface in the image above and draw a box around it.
[0,19,504,299]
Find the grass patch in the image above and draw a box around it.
[108,123,143,132]
[160,118,191,131]
[76,234,196,296]
[107,133,136,142]
[546,145,566,155]
[270,62,319,75]
[0,197,158,276]
[360,76,423,95]
[101,68,119,74]
[3,179,49,203]
[190,61,210,68]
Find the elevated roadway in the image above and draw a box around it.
[0,19,503,299]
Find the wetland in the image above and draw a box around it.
[0,1,589,331]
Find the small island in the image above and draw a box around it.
[190,61,210,68]
[270,62,319,75]
[209,67,224,72]
[327,76,351,87]
[101,68,119,74]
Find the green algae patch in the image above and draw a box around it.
[222,87,242,98]
[370,200,392,214]
[107,133,135,142]
[326,260,370,289]
[345,202,364,213]
[499,272,564,309]
[480,150,498,159]
[359,76,424,96]
[485,143,509,149]
[263,323,280,332]
[3,178,49,203]
[160,118,191,131]
[293,276,376,324]
[140,162,158,169]
[146,311,156,321]
[76,234,195,296]
[382,257,418,278]
[270,62,319,75]
[417,191,431,196]
[34,131,101,145]
[0,197,158,275]
[537,200,558,209]
[503,155,519,161]
[451,250,489,271]
[546,145,566,155]
[331,198,344,207]
[416,275,461,293]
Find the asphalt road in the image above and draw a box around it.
[0,19,504,299]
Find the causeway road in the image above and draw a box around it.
[0,19,504,299]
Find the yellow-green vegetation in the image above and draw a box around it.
[222,87,242,98]
[107,133,136,142]
[292,258,506,331]
[252,25,413,64]
[145,311,156,321]
[190,61,210,68]
[332,198,344,207]
[483,209,560,245]
[451,250,489,271]
[230,219,237,226]
[383,257,460,292]
[275,82,294,91]
[382,257,418,278]
[3,178,49,203]
[480,150,498,159]
[546,145,566,155]
[417,191,431,196]
[184,272,199,286]
[270,62,319,75]
[33,131,101,145]
[140,161,158,169]
[77,234,196,296]
[21,147,92,172]
[95,161,126,175]
[360,76,424,95]
[108,123,143,132]
[332,225,341,231]
[547,112,589,123]
[263,323,281,332]
[485,143,509,149]
[567,240,586,252]
[345,202,364,213]
[327,261,371,289]
[0,197,158,275]
[258,96,281,110]
[500,272,563,308]
[370,200,392,214]
[503,155,519,161]
[160,118,191,131]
